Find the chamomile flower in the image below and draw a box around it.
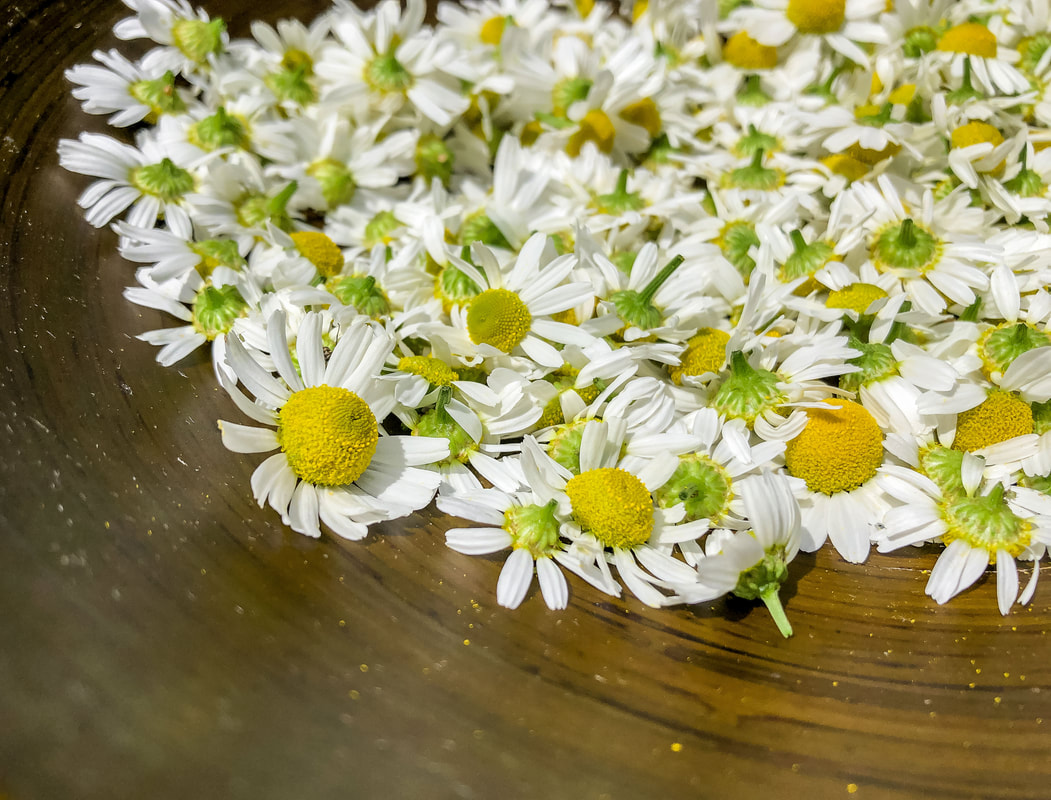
[318,0,469,126]
[113,0,228,76]
[733,0,887,67]
[683,469,803,637]
[123,264,258,377]
[782,397,896,563]
[57,123,207,230]
[927,20,1030,100]
[522,419,708,607]
[65,48,189,127]
[878,454,1051,614]
[218,310,449,539]
[836,176,998,315]
[440,486,572,610]
[425,232,597,371]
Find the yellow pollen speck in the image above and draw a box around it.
[669,328,730,384]
[278,386,378,486]
[821,154,869,182]
[938,23,997,58]
[479,16,506,46]
[785,398,884,495]
[466,288,532,352]
[952,391,1033,453]
[786,0,846,34]
[290,230,344,278]
[567,109,616,157]
[349,689,360,700]
[397,355,459,387]
[723,32,778,70]
[670,742,683,752]
[463,638,471,645]
[567,467,655,549]
[827,283,888,314]
[360,664,369,672]
[847,786,858,795]
[619,97,661,138]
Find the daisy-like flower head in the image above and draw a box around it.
[57,121,208,230]
[782,396,895,563]
[733,0,887,66]
[878,453,1051,614]
[927,19,1030,101]
[123,264,260,379]
[318,0,470,126]
[522,418,707,607]
[440,485,572,610]
[684,469,802,637]
[65,48,189,128]
[238,15,332,109]
[425,232,597,371]
[114,0,228,75]
[217,310,448,540]
[834,175,998,315]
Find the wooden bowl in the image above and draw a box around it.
[2,1,1049,797]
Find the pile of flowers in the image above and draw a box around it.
[60,0,1051,636]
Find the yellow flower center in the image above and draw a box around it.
[937,23,997,58]
[567,109,616,157]
[723,32,778,70]
[951,120,1003,149]
[888,84,916,105]
[951,121,1005,175]
[785,399,884,495]
[479,16,506,46]
[847,142,901,165]
[952,391,1034,453]
[669,328,730,384]
[466,288,532,352]
[826,283,888,314]
[290,231,344,278]
[618,97,661,138]
[785,0,846,34]
[566,467,655,549]
[821,154,869,181]
[397,356,459,387]
[277,386,378,486]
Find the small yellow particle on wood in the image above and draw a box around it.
[104,521,111,529]
[359,664,369,673]
[463,639,471,646]
[847,784,858,794]
[670,743,683,752]
[338,619,346,627]
[348,690,360,700]
[832,681,839,687]
[994,696,1002,704]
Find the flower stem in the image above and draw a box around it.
[638,254,685,304]
[760,586,793,638]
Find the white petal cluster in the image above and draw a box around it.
[59,0,1051,634]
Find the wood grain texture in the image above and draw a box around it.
[1,2,1049,798]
